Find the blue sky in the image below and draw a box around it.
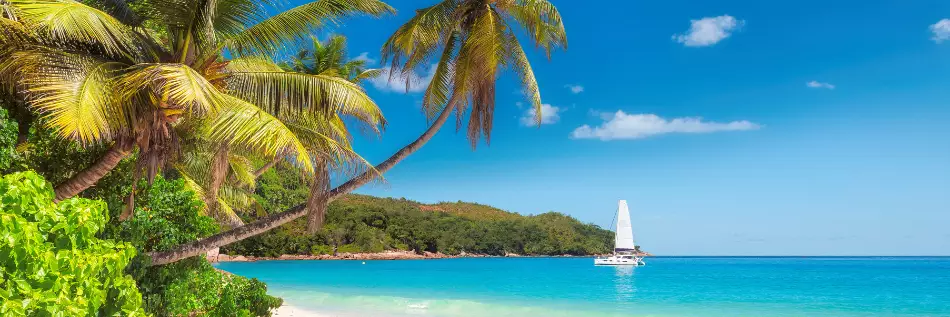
[310,0,950,255]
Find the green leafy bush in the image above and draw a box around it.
[0,108,18,172]
[110,176,282,316]
[0,171,146,316]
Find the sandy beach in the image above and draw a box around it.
[272,305,332,317]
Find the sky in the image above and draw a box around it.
[303,0,950,256]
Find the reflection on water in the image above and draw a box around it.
[614,265,634,278]
[613,266,637,301]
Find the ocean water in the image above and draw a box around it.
[216,257,950,317]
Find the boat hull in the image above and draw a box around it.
[594,256,645,266]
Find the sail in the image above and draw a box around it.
[614,200,636,252]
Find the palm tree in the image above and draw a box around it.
[0,0,393,203]
[178,56,384,228]
[147,0,566,266]
[282,34,385,234]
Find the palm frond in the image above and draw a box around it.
[225,71,381,123]
[495,0,567,56]
[381,0,457,80]
[504,32,542,126]
[224,0,393,57]
[456,7,507,146]
[3,49,130,143]
[87,0,142,26]
[227,154,256,188]
[117,63,226,117]
[420,32,457,120]
[351,68,382,84]
[226,56,284,72]
[9,0,136,55]
[206,95,315,174]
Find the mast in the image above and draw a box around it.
[614,200,636,253]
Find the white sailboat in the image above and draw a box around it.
[594,200,645,266]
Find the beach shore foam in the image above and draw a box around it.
[272,305,333,317]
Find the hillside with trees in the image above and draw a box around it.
[224,167,614,257]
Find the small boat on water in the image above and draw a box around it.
[595,200,645,266]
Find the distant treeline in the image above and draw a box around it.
[224,167,614,257]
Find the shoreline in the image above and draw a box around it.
[209,249,654,263]
[271,305,332,317]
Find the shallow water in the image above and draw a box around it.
[216,257,950,317]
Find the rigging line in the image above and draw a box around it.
[608,203,617,234]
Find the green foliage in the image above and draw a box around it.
[0,171,145,316]
[140,258,281,317]
[227,168,613,257]
[107,176,281,316]
[2,120,136,220]
[107,176,218,252]
[0,108,17,171]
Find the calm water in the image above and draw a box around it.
[216,257,950,317]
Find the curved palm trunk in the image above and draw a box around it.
[305,161,330,234]
[224,211,246,228]
[54,140,133,202]
[226,155,279,185]
[254,156,281,178]
[147,103,456,266]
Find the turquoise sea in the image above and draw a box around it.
[216,257,950,317]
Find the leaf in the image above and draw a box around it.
[9,0,136,55]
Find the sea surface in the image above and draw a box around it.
[216,257,950,317]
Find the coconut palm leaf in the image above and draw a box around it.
[225,71,380,121]
[224,0,393,56]
[9,0,136,55]
[380,0,456,77]
[87,0,142,26]
[504,32,541,125]
[206,95,315,173]
[494,0,566,56]
[116,63,226,116]
[2,49,131,143]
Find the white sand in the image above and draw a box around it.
[271,305,335,317]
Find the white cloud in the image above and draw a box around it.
[673,15,743,47]
[353,52,376,64]
[570,111,759,141]
[370,65,436,93]
[565,84,584,94]
[520,104,561,126]
[930,19,950,43]
[806,80,835,90]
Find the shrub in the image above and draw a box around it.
[109,176,282,316]
[0,108,17,171]
[0,171,146,316]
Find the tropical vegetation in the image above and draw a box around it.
[0,0,568,315]
[0,172,145,316]
[226,172,613,257]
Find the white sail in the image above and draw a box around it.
[614,200,636,252]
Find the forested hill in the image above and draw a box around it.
[224,174,614,257]
[339,194,522,221]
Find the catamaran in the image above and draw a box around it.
[594,200,645,266]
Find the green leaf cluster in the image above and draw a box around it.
[0,108,17,171]
[0,171,145,316]
[106,176,281,316]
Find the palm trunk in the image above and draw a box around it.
[54,140,133,202]
[226,155,279,185]
[147,103,456,266]
[305,161,330,234]
[254,156,281,178]
[206,145,230,223]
